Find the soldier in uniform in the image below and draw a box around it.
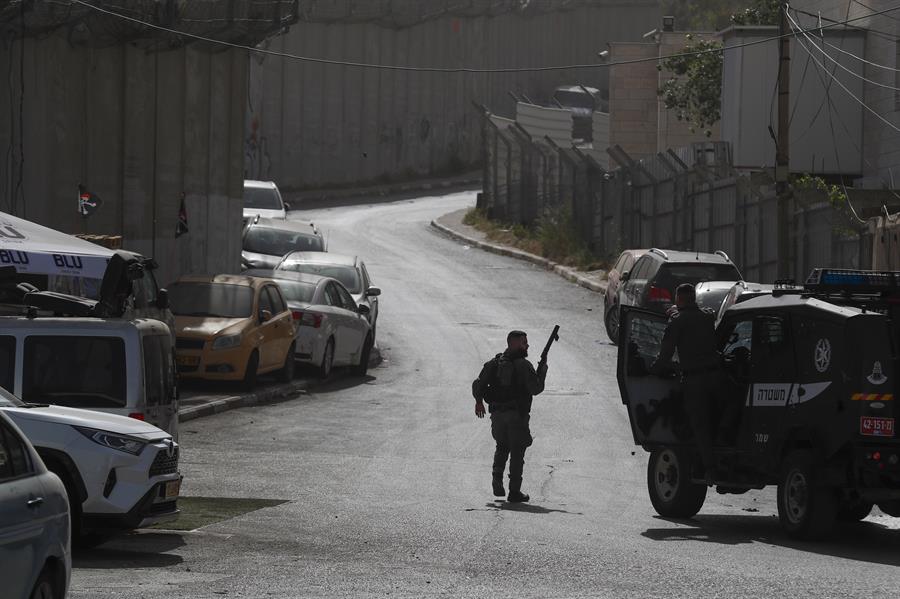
[652,284,721,484]
[473,330,548,503]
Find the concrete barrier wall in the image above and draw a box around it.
[247,2,661,190]
[0,33,247,285]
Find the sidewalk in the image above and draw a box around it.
[431,209,607,295]
[179,380,310,422]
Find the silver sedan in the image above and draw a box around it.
[243,269,373,378]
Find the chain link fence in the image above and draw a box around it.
[478,105,871,282]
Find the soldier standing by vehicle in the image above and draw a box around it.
[652,284,720,484]
[472,330,548,503]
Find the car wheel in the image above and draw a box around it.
[647,448,706,518]
[29,568,60,599]
[605,305,620,345]
[277,343,296,383]
[318,338,334,379]
[242,350,259,390]
[353,334,373,377]
[777,450,837,540]
[44,460,87,548]
[837,500,873,522]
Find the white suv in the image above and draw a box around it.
[0,386,181,546]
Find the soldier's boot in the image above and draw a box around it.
[507,478,529,503]
[492,474,505,497]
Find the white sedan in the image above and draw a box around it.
[244,270,373,378]
[0,386,181,548]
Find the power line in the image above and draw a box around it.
[69,0,900,73]
[810,31,900,74]
[792,5,900,42]
[787,8,900,136]
[790,9,900,92]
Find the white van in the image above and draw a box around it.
[0,317,178,437]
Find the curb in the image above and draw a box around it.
[430,219,607,295]
[179,381,310,423]
[176,348,384,423]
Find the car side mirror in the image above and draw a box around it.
[365,286,381,297]
[283,202,292,212]
[621,270,631,282]
[156,288,169,310]
[259,309,273,323]
[357,304,371,316]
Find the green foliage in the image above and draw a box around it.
[791,174,848,208]
[658,36,724,136]
[730,0,781,26]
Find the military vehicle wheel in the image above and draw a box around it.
[837,500,873,522]
[777,450,837,540]
[877,500,900,517]
[605,306,620,346]
[647,448,707,518]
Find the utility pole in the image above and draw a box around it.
[776,6,792,279]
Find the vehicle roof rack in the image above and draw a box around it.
[649,248,668,260]
[804,268,900,294]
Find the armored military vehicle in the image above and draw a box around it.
[618,269,900,539]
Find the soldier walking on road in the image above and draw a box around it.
[472,330,548,503]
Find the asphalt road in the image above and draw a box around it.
[71,191,900,599]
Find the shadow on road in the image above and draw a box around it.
[310,372,377,393]
[642,514,900,566]
[465,501,583,515]
[73,532,185,569]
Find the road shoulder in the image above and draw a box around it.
[431,208,607,295]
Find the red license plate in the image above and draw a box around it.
[861,417,895,437]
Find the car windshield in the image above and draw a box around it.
[278,263,361,293]
[168,283,254,318]
[273,280,317,303]
[0,386,24,407]
[244,227,324,256]
[243,186,282,210]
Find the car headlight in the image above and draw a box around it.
[212,334,242,350]
[75,427,146,455]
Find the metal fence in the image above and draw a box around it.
[478,106,869,282]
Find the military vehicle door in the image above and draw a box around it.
[617,307,691,447]
[744,313,796,454]
[718,315,753,443]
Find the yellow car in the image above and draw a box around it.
[167,275,295,388]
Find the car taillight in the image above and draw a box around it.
[292,311,322,328]
[129,412,145,421]
[648,285,672,302]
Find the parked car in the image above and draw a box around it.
[606,248,742,344]
[0,316,179,437]
[168,275,295,388]
[275,252,381,338]
[603,249,647,343]
[0,410,70,599]
[241,216,325,270]
[0,385,180,548]
[243,180,288,220]
[244,269,374,378]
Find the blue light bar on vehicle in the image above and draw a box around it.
[805,268,900,291]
